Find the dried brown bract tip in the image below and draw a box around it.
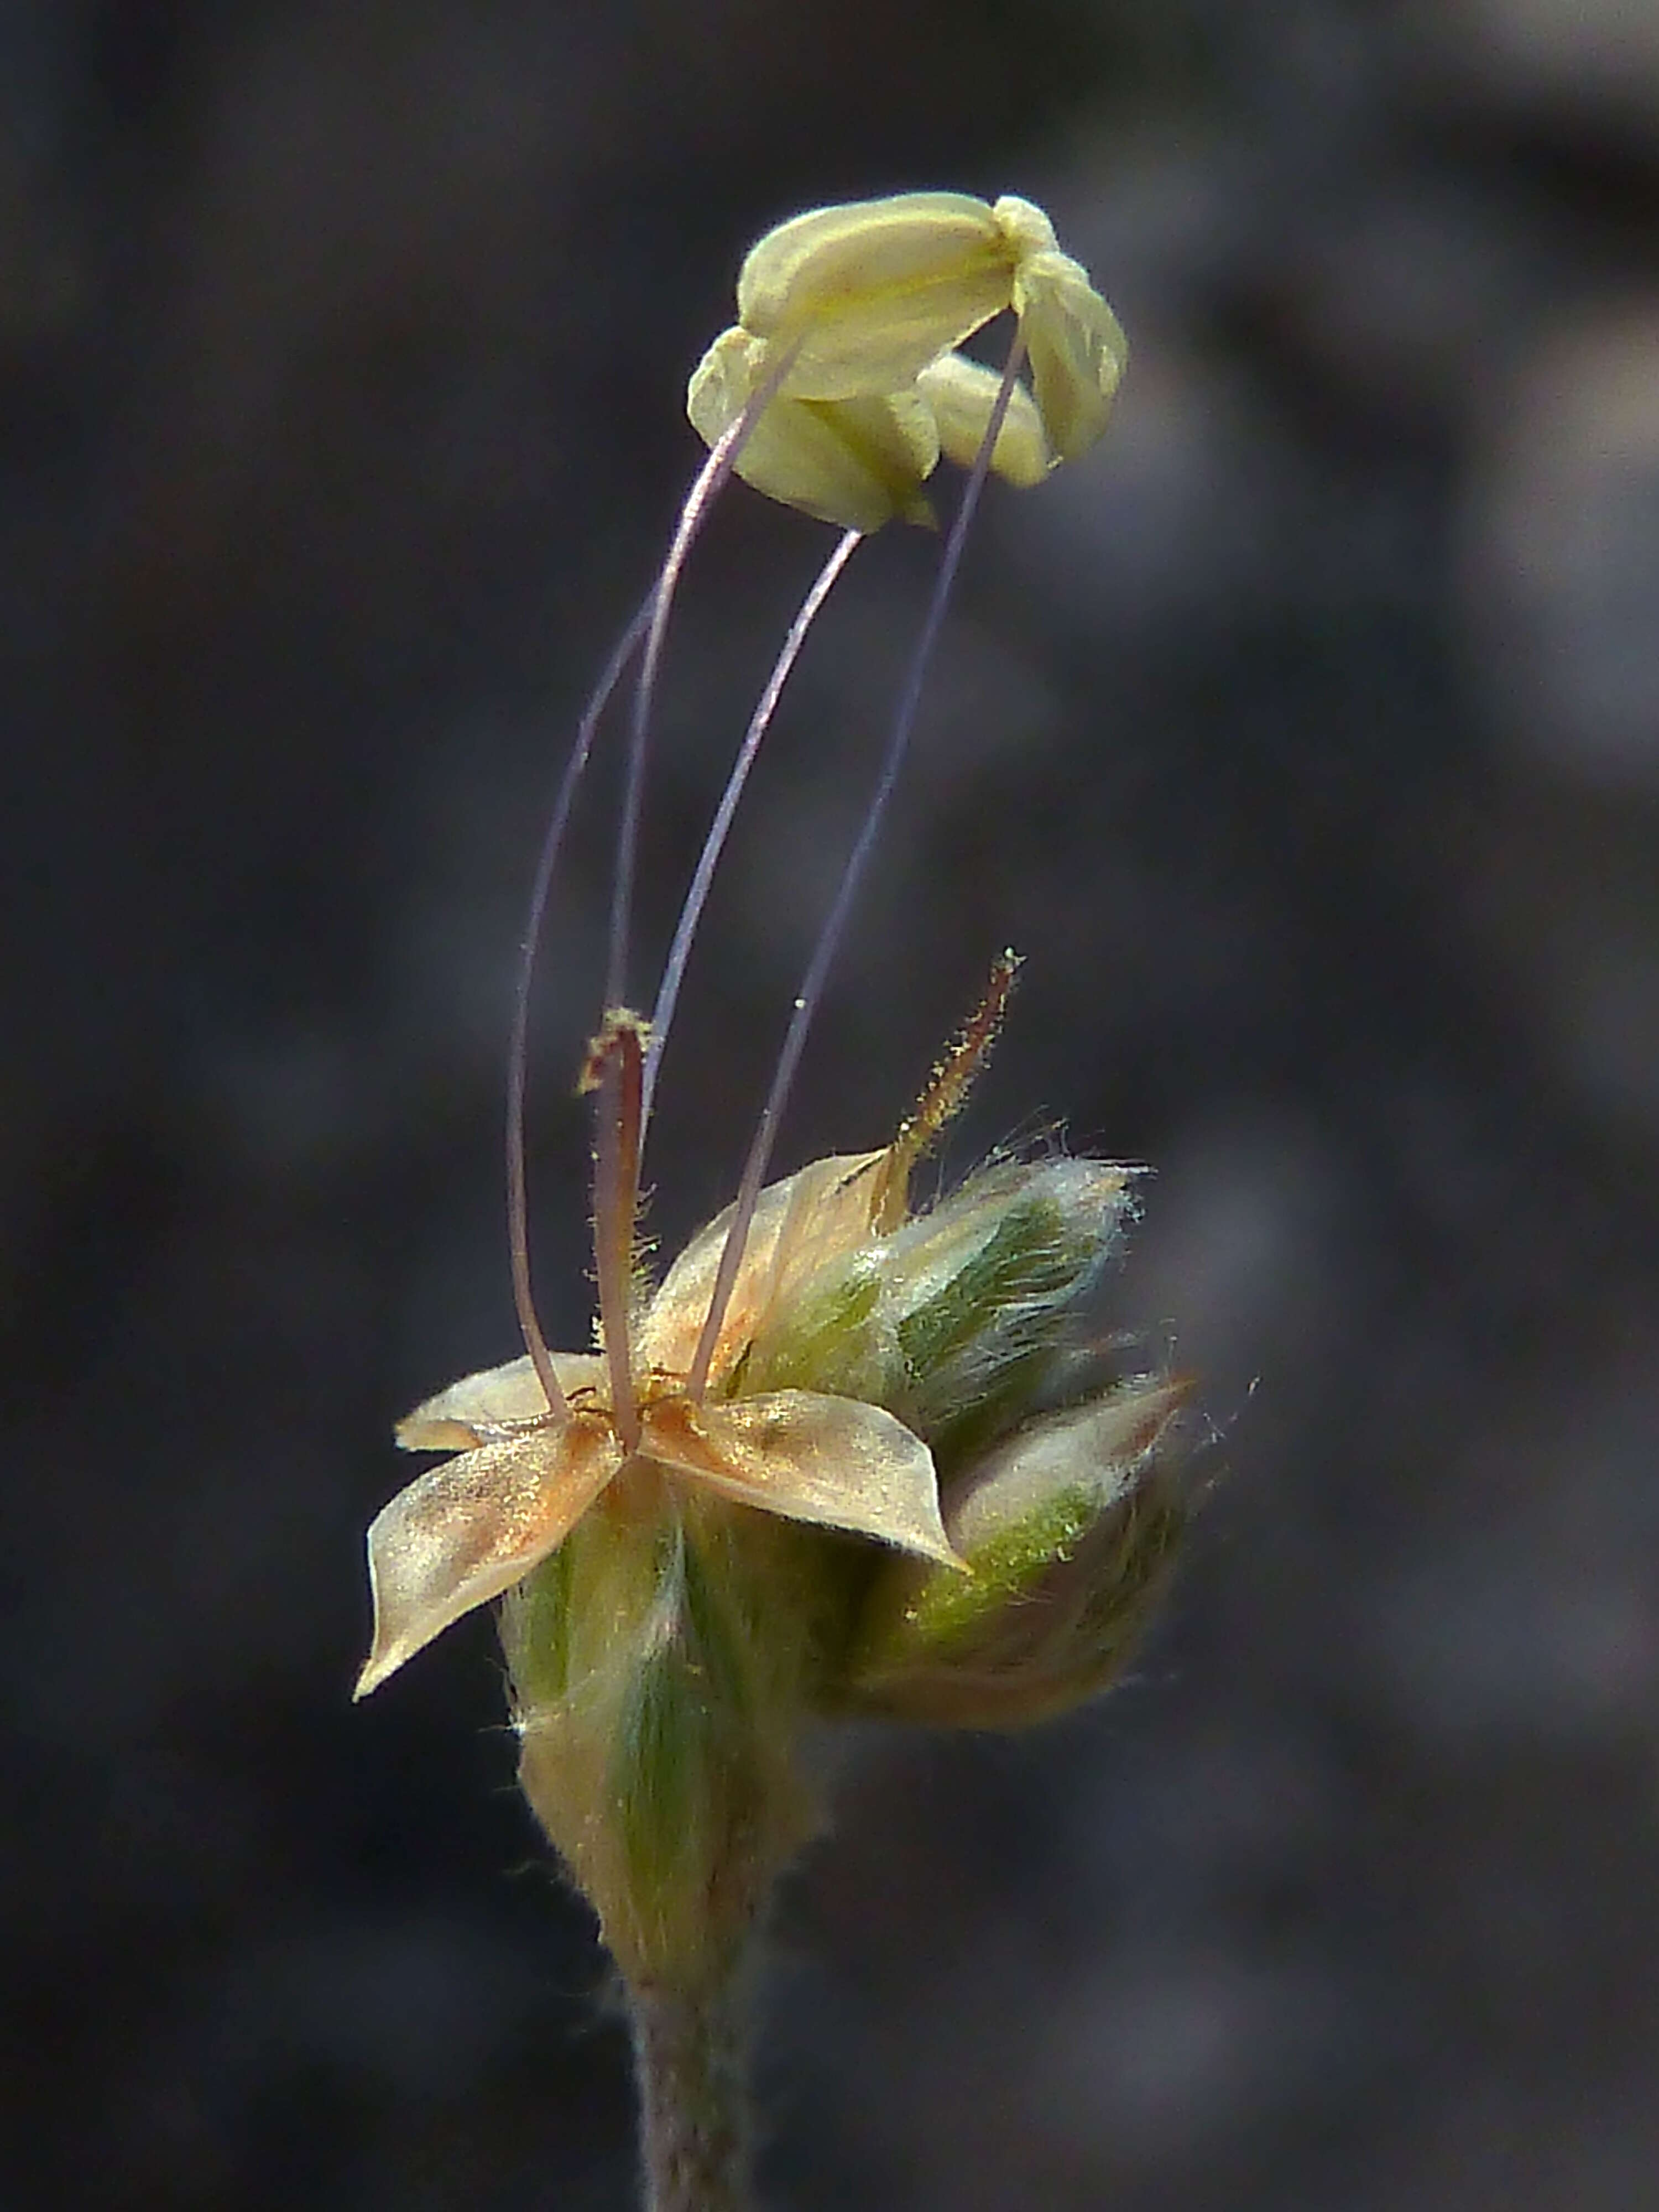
[873,948,1022,1233]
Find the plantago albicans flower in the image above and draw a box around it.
[356,190,1183,2212]
[356,1053,959,1707]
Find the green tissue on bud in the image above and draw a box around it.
[738,1155,1136,1475]
[847,1376,1190,1729]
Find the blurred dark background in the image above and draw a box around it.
[6,2,1658,2205]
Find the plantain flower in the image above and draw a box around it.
[686,189,1129,527]
[353,188,1193,2199]
[355,978,1189,1987]
[355,1144,959,1703]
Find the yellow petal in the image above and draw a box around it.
[354,1416,621,1697]
[916,352,1052,488]
[687,327,938,530]
[642,1390,962,1567]
[1011,249,1128,463]
[640,1151,886,1384]
[735,191,1015,400]
[395,1352,608,1451]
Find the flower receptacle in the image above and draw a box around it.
[505,1481,831,1990]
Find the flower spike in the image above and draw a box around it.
[357,193,1190,2206]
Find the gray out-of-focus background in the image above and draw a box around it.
[6,3,1658,2206]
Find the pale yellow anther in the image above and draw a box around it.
[1010,248,1129,463]
[916,353,1052,488]
[688,188,1129,525]
[688,326,939,533]
[990,194,1060,263]
[735,191,1015,401]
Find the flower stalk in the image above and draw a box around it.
[628,1965,754,2212]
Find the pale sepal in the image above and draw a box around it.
[640,1150,885,1384]
[395,1352,608,1451]
[949,1376,1191,1551]
[641,1391,963,1568]
[354,1415,622,1698]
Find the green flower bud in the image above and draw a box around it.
[846,1376,1190,1729]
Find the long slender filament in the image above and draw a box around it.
[508,594,654,1418]
[642,526,863,1132]
[604,345,802,1016]
[686,336,1030,1402]
[510,345,800,1415]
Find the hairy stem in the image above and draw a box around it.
[627,1966,754,2212]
